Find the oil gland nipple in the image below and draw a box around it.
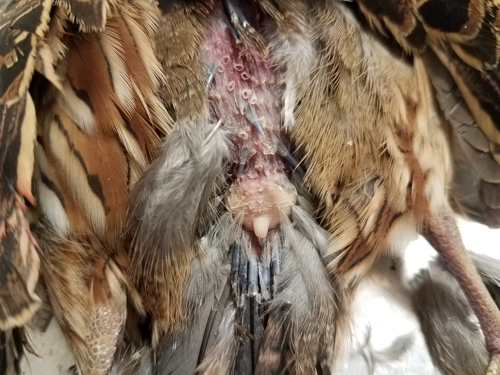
[226,180,297,239]
[253,216,271,238]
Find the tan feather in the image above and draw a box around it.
[25,0,170,372]
[290,2,448,283]
[35,225,127,375]
[356,0,500,229]
[154,0,211,122]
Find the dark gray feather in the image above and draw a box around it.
[130,117,230,269]
[422,50,500,227]
[469,252,500,307]
[411,260,488,375]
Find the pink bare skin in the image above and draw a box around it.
[202,6,297,240]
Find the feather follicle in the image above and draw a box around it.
[203,3,297,240]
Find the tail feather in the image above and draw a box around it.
[155,282,231,375]
[196,306,239,375]
[254,309,285,375]
[274,213,338,374]
[154,213,236,374]
[153,198,343,375]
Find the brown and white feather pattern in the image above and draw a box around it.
[0,0,52,331]
[355,0,500,228]
[28,0,171,373]
[356,0,500,71]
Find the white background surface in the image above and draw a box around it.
[20,218,500,375]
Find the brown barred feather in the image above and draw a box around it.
[26,0,170,373]
[357,0,500,70]
[0,0,52,105]
[54,0,113,32]
[0,0,51,331]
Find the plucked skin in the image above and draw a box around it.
[1,0,500,375]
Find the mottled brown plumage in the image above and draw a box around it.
[2,0,500,374]
[357,0,500,227]
[29,1,170,371]
[0,0,51,332]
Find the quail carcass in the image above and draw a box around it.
[1,0,500,374]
